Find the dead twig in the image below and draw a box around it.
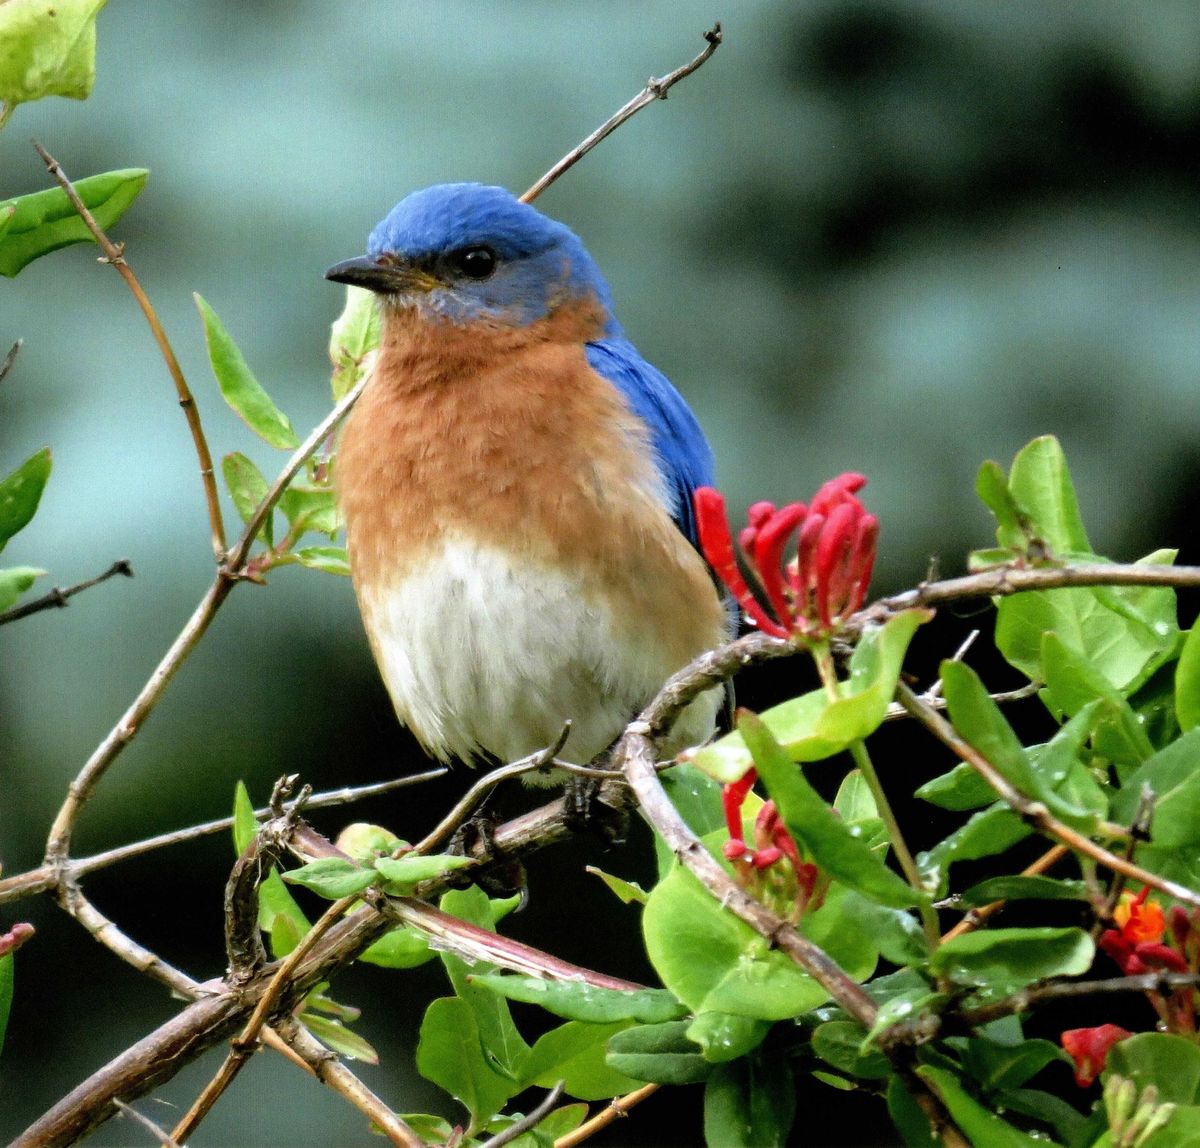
[520,23,722,203]
[0,558,132,626]
[34,142,227,563]
[553,1084,660,1148]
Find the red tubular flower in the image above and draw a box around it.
[1061,1025,1131,1087]
[721,768,758,859]
[694,475,879,639]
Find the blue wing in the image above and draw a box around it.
[585,337,714,549]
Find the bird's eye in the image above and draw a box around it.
[448,246,497,280]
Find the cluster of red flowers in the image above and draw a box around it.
[694,474,879,640]
[721,770,824,918]
[1062,889,1200,1087]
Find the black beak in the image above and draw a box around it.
[325,256,395,291]
[324,255,438,294]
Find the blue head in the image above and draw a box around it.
[326,183,617,330]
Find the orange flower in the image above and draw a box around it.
[1114,888,1165,946]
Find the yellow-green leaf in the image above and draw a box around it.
[0,0,108,109]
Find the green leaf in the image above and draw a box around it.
[0,951,13,1055]
[1112,727,1200,849]
[522,1021,642,1100]
[1105,1033,1200,1106]
[915,762,999,811]
[931,927,1094,998]
[941,659,1102,829]
[741,712,922,908]
[468,975,685,1026]
[0,566,44,611]
[373,852,471,892]
[644,862,876,1021]
[918,805,1029,897]
[703,1055,796,1148]
[975,458,1028,552]
[812,1020,891,1080]
[328,285,381,401]
[962,1034,1067,1093]
[278,485,338,537]
[916,1064,1046,1148]
[291,545,350,576]
[0,448,51,551]
[1177,623,1200,734]
[438,887,530,1082]
[282,857,376,899]
[886,1077,935,1148]
[838,893,929,966]
[195,294,299,449]
[956,875,1087,907]
[221,452,272,546]
[231,779,258,854]
[996,1087,1096,1145]
[997,551,1179,696]
[301,1012,378,1064]
[605,1020,711,1085]
[416,997,517,1127]
[358,925,433,969]
[1008,435,1091,554]
[686,1012,772,1064]
[0,0,108,109]
[833,769,879,823]
[585,865,648,906]
[0,169,147,277]
[692,609,929,780]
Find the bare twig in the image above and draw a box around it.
[112,1100,183,1148]
[883,680,1040,723]
[58,880,199,997]
[0,769,444,906]
[896,683,1200,909]
[480,1083,566,1148]
[411,723,573,854]
[0,338,21,385]
[0,558,132,626]
[520,23,722,204]
[865,562,1200,621]
[276,1017,425,1148]
[34,142,227,563]
[172,892,353,1144]
[554,1084,660,1148]
[940,844,1069,943]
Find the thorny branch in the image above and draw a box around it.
[0,558,132,626]
[0,338,20,384]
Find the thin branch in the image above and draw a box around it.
[896,683,1200,910]
[34,142,227,563]
[519,23,722,204]
[112,1100,183,1148]
[865,562,1200,621]
[554,1084,660,1148]
[0,338,21,385]
[411,723,573,854]
[58,879,199,998]
[276,1017,425,1148]
[480,1083,566,1148]
[0,769,444,906]
[940,844,1069,944]
[0,558,132,626]
[960,971,1200,1027]
[42,374,368,870]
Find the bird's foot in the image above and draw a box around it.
[448,812,528,899]
[563,774,629,847]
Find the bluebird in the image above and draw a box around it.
[326,183,728,775]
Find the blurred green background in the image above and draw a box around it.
[4,2,1200,1144]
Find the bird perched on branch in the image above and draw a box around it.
[327,183,727,776]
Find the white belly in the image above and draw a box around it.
[358,539,720,766]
